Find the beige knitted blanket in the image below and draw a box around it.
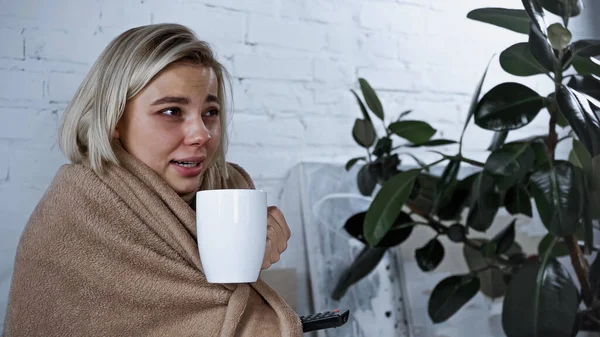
[3,144,302,336]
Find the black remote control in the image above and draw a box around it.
[300,309,350,332]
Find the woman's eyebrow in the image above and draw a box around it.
[150,96,190,106]
[205,94,220,104]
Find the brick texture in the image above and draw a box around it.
[0,0,596,333]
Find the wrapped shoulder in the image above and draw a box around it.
[225,162,256,190]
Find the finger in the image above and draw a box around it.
[267,218,286,254]
[266,224,284,253]
[267,208,291,254]
[267,206,291,240]
[262,239,272,270]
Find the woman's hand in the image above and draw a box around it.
[262,206,291,270]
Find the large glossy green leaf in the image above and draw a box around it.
[485,142,535,189]
[537,234,570,257]
[433,160,461,213]
[357,164,377,196]
[376,213,415,247]
[350,89,372,123]
[332,246,387,300]
[415,237,445,272]
[464,239,522,299]
[344,212,368,243]
[364,169,420,246]
[345,157,365,171]
[504,184,533,217]
[461,57,494,144]
[530,139,551,169]
[407,139,457,147]
[492,220,517,255]
[475,83,545,131]
[528,24,556,72]
[368,154,400,184]
[556,84,600,156]
[397,109,412,120]
[400,153,429,171]
[372,137,392,157]
[571,40,600,58]
[590,249,600,298]
[344,211,414,248]
[488,131,509,151]
[566,75,600,102]
[547,23,572,50]
[560,48,574,70]
[588,156,600,223]
[522,0,547,37]
[437,173,478,221]
[529,161,585,236]
[359,78,384,121]
[500,42,548,76]
[352,118,376,148]
[467,172,501,232]
[547,93,570,127]
[466,8,530,35]
[502,258,579,337]
[428,274,480,323]
[540,0,583,17]
[389,120,436,144]
[572,55,600,77]
[568,138,592,172]
[581,190,596,255]
[447,224,466,243]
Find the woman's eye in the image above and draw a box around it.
[161,107,182,116]
[205,109,219,117]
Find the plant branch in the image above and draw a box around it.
[565,235,593,307]
[464,238,482,250]
[423,157,447,170]
[456,155,485,167]
[427,151,485,168]
[557,134,572,144]
[579,301,600,315]
[550,46,594,308]
[470,265,498,275]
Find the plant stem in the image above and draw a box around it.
[557,134,571,144]
[464,238,482,250]
[423,157,447,170]
[550,47,594,307]
[470,265,496,274]
[565,235,593,306]
[547,98,559,160]
[428,221,448,235]
[456,155,485,167]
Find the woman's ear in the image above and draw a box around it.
[113,126,120,139]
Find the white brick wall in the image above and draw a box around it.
[0,0,596,333]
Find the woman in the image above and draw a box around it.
[3,23,302,336]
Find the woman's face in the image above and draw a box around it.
[115,62,221,197]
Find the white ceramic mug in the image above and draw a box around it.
[195,189,267,283]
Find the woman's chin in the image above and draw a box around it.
[166,178,199,198]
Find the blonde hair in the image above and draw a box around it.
[58,23,231,185]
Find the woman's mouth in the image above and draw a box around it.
[170,157,205,177]
[171,160,200,168]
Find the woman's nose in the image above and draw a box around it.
[184,118,211,146]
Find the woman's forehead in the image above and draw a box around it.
[137,63,219,102]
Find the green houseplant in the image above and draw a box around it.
[333,0,600,335]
